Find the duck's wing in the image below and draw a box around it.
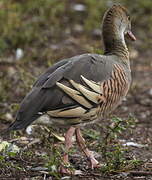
[8,54,113,130]
[33,58,69,87]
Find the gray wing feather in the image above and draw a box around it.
[42,60,74,88]
[63,54,111,83]
[33,58,69,87]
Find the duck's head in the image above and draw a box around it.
[102,4,136,41]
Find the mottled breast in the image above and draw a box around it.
[97,63,131,117]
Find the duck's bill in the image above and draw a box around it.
[126,31,136,41]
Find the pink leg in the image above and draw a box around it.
[60,126,76,174]
[75,128,99,169]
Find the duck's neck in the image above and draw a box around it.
[102,20,129,61]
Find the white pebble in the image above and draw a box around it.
[122,141,148,148]
[16,48,24,60]
[72,4,86,11]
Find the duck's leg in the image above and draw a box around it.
[75,127,99,169]
[60,126,76,174]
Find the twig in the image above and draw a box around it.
[23,138,41,150]
[129,171,152,176]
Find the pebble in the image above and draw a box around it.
[4,113,13,122]
[72,4,86,11]
[26,125,34,135]
[16,48,24,60]
[122,141,148,148]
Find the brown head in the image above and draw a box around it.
[102,5,136,56]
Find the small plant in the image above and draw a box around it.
[83,129,100,141]
[45,140,77,178]
[102,116,135,147]
[0,148,24,175]
[101,145,128,173]
[44,148,61,179]
[98,115,138,173]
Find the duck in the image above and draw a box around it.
[8,4,136,174]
